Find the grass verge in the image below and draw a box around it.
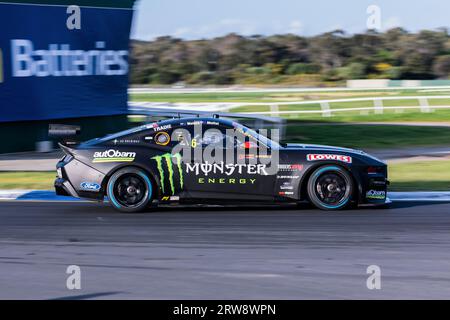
[388,160,450,191]
[0,172,55,190]
[130,89,450,104]
[285,123,450,149]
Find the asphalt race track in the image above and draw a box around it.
[1,201,450,299]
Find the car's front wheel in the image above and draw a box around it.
[307,165,354,211]
[107,167,154,213]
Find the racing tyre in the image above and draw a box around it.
[307,165,354,211]
[107,167,154,213]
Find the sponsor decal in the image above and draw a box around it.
[366,190,386,200]
[80,182,101,192]
[161,196,181,202]
[280,182,294,190]
[153,124,172,132]
[238,154,273,160]
[113,139,140,145]
[277,175,300,179]
[307,154,352,164]
[186,162,269,176]
[279,191,294,196]
[152,153,183,196]
[238,154,255,160]
[198,178,257,185]
[155,132,171,146]
[371,180,387,187]
[278,164,304,172]
[93,150,136,163]
[187,121,203,126]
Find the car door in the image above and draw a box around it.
[182,123,277,200]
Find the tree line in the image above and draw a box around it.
[130,28,450,86]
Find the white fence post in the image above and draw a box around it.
[419,98,431,113]
[374,99,384,114]
[270,104,280,118]
[320,102,331,117]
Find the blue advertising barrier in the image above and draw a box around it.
[0,1,136,122]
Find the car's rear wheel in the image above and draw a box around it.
[307,165,354,211]
[107,167,153,213]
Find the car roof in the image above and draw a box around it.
[155,117,235,127]
[82,117,241,146]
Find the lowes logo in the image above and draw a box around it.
[80,182,101,192]
[307,154,352,164]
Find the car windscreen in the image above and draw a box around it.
[233,124,281,149]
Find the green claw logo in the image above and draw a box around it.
[152,153,184,195]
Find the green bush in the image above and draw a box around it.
[337,62,366,80]
[286,63,321,75]
[186,71,214,84]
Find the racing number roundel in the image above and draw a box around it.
[155,132,171,146]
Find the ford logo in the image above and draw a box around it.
[80,182,101,191]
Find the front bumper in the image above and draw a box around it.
[363,175,390,204]
[359,196,392,208]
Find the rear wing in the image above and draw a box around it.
[48,124,81,146]
[58,142,76,156]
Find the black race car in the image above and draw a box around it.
[53,117,389,212]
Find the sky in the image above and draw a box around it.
[131,0,450,41]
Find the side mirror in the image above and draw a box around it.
[243,141,258,149]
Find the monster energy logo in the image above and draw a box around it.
[152,153,183,195]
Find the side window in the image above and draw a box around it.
[175,125,226,149]
[198,128,224,148]
[140,122,260,150]
[172,127,191,147]
[226,127,259,150]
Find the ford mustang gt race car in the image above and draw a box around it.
[53,117,389,213]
